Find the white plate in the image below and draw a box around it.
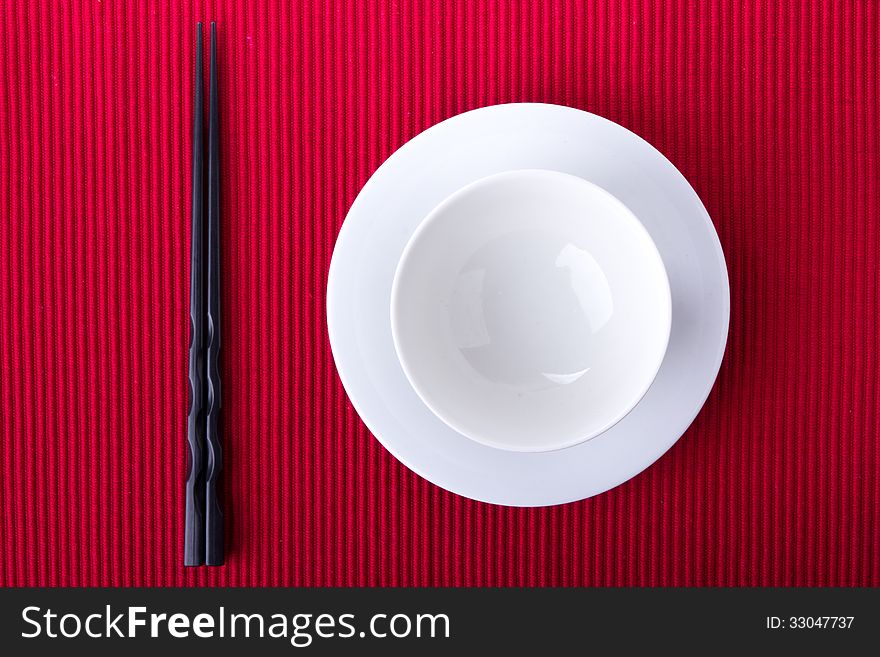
[327,103,729,506]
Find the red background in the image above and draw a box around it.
[1,1,878,586]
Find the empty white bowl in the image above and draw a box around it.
[391,169,672,452]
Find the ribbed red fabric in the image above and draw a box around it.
[1,1,878,587]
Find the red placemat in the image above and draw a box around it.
[1,1,877,587]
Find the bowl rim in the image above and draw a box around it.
[389,167,673,452]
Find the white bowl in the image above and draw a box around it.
[391,169,672,452]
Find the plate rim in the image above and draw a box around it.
[327,102,730,506]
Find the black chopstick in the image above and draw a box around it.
[204,21,224,566]
[185,22,206,567]
[186,21,223,567]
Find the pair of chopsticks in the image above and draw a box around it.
[185,22,223,567]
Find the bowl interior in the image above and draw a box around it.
[391,169,672,452]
